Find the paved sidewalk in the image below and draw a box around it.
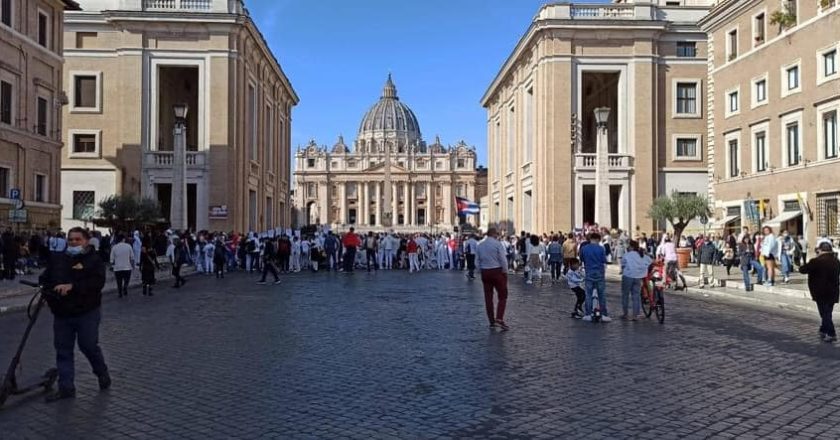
[0,265,196,315]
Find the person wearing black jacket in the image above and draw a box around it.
[698,240,718,288]
[1,229,19,280]
[800,242,840,343]
[257,237,281,284]
[38,227,110,402]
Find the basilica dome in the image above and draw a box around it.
[357,74,422,149]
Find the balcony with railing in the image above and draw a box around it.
[538,2,711,22]
[145,151,207,169]
[573,153,634,172]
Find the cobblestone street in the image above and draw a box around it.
[0,269,839,439]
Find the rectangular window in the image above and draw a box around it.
[247,84,256,161]
[727,90,739,114]
[1,0,10,27]
[73,75,97,109]
[675,138,698,159]
[824,49,837,77]
[755,79,766,103]
[248,190,257,231]
[72,133,96,154]
[37,12,48,48]
[729,139,740,178]
[524,87,534,164]
[755,132,767,172]
[825,110,838,159]
[754,13,765,45]
[36,97,47,136]
[265,104,273,170]
[817,193,840,237]
[787,66,799,90]
[727,28,738,61]
[266,197,273,228]
[306,158,315,168]
[0,167,8,198]
[72,191,95,220]
[0,80,11,124]
[676,42,696,58]
[676,83,697,115]
[786,122,800,166]
[457,158,465,168]
[507,106,514,173]
[35,174,46,202]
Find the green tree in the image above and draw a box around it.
[647,191,710,243]
[94,194,162,232]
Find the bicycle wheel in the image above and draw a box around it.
[655,288,665,324]
[641,282,654,318]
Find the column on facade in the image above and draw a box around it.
[338,182,347,225]
[392,182,400,224]
[443,183,452,225]
[426,181,431,226]
[318,182,329,225]
[360,182,368,226]
[404,182,412,226]
[375,182,382,226]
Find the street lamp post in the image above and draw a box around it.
[170,103,189,232]
[593,107,612,228]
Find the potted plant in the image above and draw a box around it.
[769,9,797,31]
[647,191,711,269]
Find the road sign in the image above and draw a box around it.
[9,188,20,200]
[12,199,24,210]
[8,209,27,223]
[699,215,708,225]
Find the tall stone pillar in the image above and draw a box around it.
[404,182,412,226]
[170,124,188,231]
[443,183,452,226]
[595,123,612,228]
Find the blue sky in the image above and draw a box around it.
[245,0,607,167]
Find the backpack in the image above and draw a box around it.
[246,240,256,253]
[214,244,226,260]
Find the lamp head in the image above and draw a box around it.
[173,103,189,122]
[594,107,611,128]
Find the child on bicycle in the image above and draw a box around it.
[566,259,585,319]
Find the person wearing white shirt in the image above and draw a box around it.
[203,241,215,274]
[110,236,134,298]
[290,237,302,272]
[382,234,396,270]
[476,228,510,331]
[620,241,652,320]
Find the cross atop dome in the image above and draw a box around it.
[382,73,398,99]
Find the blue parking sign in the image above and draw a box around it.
[9,188,20,200]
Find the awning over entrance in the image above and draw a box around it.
[710,215,740,230]
[764,211,802,229]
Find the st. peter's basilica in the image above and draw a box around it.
[294,75,478,232]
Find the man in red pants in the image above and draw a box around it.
[476,228,510,331]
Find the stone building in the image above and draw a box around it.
[700,0,840,244]
[60,0,297,233]
[294,75,478,233]
[0,0,80,230]
[482,0,714,235]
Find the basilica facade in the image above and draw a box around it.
[294,75,478,232]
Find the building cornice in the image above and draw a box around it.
[480,10,706,107]
[698,0,762,32]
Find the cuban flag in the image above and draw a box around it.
[455,196,480,215]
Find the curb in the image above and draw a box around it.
[0,268,198,316]
[604,268,817,315]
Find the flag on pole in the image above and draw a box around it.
[455,196,480,215]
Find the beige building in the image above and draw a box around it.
[700,0,840,244]
[60,0,298,233]
[294,75,478,233]
[0,0,80,230]
[482,0,714,235]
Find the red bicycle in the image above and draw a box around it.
[641,260,666,324]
